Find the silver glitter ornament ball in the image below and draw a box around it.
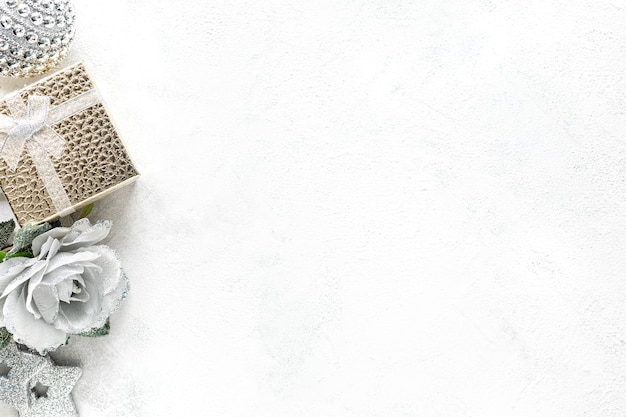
[0,0,75,78]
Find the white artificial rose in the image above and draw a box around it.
[0,219,129,354]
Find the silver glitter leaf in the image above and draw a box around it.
[6,223,51,258]
[78,318,110,338]
[0,328,11,350]
[0,220,15,249]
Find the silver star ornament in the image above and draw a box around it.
[0,343,48,411]
[0,343,81,417]
[22,360,81,417]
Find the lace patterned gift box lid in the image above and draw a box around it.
[0,62,139,225]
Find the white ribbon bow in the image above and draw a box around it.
[0,95,65,171]
[0,93,73,216]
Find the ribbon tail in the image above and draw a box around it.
[33,127,65,159]
[1,132,26,171]
[26,140,73,216]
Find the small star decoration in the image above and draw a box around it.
[0,343,48,411]
[0,343,81,417]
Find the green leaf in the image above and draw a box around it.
[0,220,15,249]
[79,203,94,219]
[0,328,12,350]
[6,222,52,258]
[79,318,110,337]
[7,251,32,259]
[0,252,5,263]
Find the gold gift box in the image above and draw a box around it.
[0,62,139,225]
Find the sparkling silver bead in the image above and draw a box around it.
[25,31,37,43]
[12,25,24,37]
[0,15,12,29]
[38,36,50,48]
[17,4,29,17]
[0,40,7,50]
[43,15,54,27]
[30,12,43,25]
[4,0,15,7]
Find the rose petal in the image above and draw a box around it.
[32,284,59,324]
[1,261,45,299]
[32,227,71,256]
[45,251,99,273]
[56,279,73,303]
[36,236,54,259]
[56,274,103,333]
[84,247,129,328]
[79,246,123,294]
[41,264,85,286]
[25,260,51,319]
[46,238,62,260]
[68,218,91,234]
[93,270,129,329]
[76,262,102,274]
[4,288,66,354]
[0,257,35,295]
[24,259,53,319]
[61,221,112,252]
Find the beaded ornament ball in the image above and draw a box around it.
[0,0,74,78]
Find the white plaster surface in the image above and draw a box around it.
[2,0,626,416]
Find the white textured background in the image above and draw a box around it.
[3,0,626,416]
